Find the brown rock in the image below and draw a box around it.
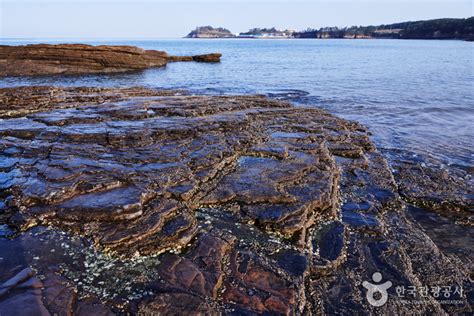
[42,273,77,316]
[192,53,222,62]
[222,285,266,313]
[154,233,233,299]
[75,299,115,316]
[265,295,291,315]
[221,250,299,314]
[167,53,222,63]
[156,254,217,296]
[0,267,112,316]
[0,44,221,76]
[139,293,214,315]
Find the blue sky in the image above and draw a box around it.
[1,0,472,38]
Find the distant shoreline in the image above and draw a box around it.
[1,37,472,43]
[185,18,474,41]
[182,37,472,41]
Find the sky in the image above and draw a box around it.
[1,0,472,38]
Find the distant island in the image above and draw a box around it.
[238,27,296,38]
[185,26,235,38]
[185,17,474,40]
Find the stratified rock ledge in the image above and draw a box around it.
[0,86,472,315]
[0,44,221,77]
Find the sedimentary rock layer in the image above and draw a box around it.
[0,87,472,314]
[0,44,221,76]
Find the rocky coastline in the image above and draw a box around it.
[0,84,472,314]
[0,44,221,77]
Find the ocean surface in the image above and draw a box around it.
[1,38,473,172]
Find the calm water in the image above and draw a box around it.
[1,38,473,171]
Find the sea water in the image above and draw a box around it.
[1,38,473,172]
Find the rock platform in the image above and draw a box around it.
[0,86,472,314]
[0,44,221,76]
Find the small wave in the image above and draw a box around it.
[266,89,310,101]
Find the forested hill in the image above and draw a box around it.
[185,26,235,38]
[293,17,474,40]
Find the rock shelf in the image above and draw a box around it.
[0,86,472,314]
[0,44,222,76]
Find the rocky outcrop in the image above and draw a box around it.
[167,53,222,63]
[185,26,235,38]
[0,44,221,77]
[0,86,472,314]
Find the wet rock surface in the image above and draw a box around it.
[388,150,473,223]
[0,86,472,314]
[0,44,221,77]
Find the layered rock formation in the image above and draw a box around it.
[0,44,221,77]
[0,87,472,314]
